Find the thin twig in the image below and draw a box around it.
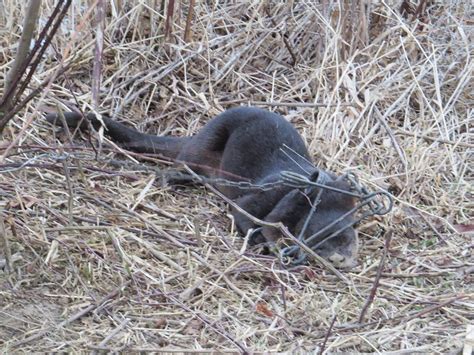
[337,295,467,332]
[374,107,408,171]
[219,99,355,108]
[92,0,105,108]
[396,128,474,148]
[97,318,130,347]
[11,0,73,108]
[358,230,392,323]
[265,6,298,66]
[319,314,337,355]
[88,345,242,352]
[165,0,175,39]
[0,212,12,273]
[184,0,195,42]
[2,0,41,111]
[154,287,250,354]
[11,281,131,347]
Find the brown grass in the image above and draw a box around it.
[0,0,472,352]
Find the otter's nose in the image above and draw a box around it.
[328,253,357,269]
[328,253,346,265]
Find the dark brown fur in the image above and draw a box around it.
[46,107,359,268]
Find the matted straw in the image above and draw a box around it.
[0,1,472,352]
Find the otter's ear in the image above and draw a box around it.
[309,169,334,185]
[309,170,320,182]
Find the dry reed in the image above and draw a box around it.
[0,0,472,352]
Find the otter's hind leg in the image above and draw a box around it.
[174,118,232,177]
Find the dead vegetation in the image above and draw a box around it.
[0,0,472,352]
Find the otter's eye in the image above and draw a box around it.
[314,246,324,253]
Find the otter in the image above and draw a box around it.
[46,107,359,268]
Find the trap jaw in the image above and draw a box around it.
[278,170,394,266]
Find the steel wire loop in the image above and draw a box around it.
[278,170,393,266]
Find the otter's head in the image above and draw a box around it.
[297,174,359,268]
[261,170,359,269]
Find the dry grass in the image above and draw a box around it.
[0,0,473,353]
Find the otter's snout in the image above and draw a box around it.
[314,229,359,269]
[327,252,357,269]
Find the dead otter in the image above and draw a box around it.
[46,107,359,268]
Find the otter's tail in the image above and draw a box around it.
[45,112,189,159]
